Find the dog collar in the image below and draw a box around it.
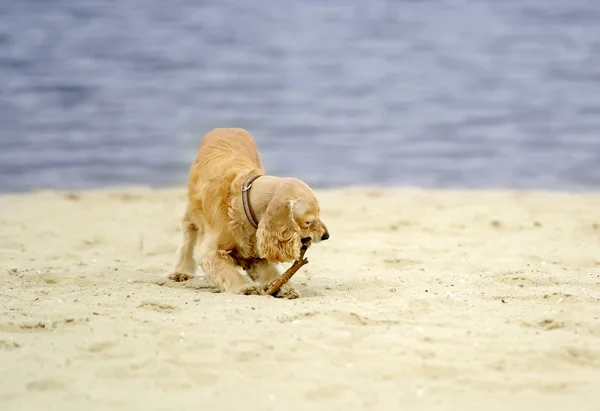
[241,175,262,229]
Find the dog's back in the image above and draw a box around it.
[187,128,265,234]
[193,128,263,182]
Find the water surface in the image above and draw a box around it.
[1,0,600,192]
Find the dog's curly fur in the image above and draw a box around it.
[168,128,329,298]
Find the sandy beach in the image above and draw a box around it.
[1,186,599,410]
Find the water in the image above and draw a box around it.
[1,0,600,193]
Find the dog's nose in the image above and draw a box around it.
[321,232,330,241]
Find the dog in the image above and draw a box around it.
[168,128,329,298]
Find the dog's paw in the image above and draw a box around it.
[236,283,264,296]
[168,272,194,282]
[274,284,301,299]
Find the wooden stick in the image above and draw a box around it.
[264,242,310,296]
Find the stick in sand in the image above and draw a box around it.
[264,241,310,296]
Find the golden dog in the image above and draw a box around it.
[168,128,329,298]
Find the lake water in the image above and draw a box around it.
[1,0,600,192]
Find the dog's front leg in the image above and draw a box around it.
[197,239,263,295]
[168,208,200,282]
[247,260,301,299]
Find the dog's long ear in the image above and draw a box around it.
[256,197,301,263]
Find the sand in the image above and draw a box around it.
[1,186,600,410]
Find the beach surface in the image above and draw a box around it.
[1,187,599,410]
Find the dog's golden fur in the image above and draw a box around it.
[168,128,329,298]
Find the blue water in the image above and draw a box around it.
[1,0,600,192]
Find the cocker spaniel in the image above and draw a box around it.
[168,128,329,299]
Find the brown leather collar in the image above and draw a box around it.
[241,175,262,229]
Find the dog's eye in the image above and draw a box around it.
[305,221,311,226]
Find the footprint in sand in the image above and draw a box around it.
[26,379,66,392]
[137,301,178,313]
[0,339,21,351]
[86,340,119,353]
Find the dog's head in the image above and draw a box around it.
[255,179,329,263]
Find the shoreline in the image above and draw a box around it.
[2,180,600,197]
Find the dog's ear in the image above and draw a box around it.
[256,197,301,263]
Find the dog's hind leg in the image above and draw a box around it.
[197,236,262,295]
[168,207,201,282]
